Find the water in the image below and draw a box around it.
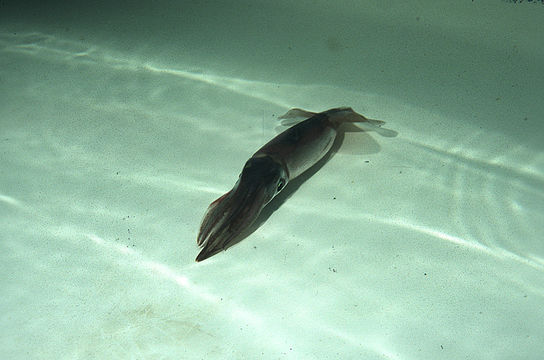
[1,1,543,359]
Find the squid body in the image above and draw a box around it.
[196,107,386,261]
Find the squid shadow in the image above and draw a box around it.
[220,124,387,254]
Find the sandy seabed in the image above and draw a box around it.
[1,1,543,359]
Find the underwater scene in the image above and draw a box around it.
[1,1,543,359]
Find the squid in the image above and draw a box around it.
[195,107,388,262]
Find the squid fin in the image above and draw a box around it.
[357,121,398,137]
[278,108,317,126]
[278,108,316,120]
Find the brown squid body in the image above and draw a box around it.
[196,107,385,261]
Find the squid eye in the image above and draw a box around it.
[277,178,285,192]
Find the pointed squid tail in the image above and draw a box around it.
[327,107,397,137]
[278,106,396,137]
